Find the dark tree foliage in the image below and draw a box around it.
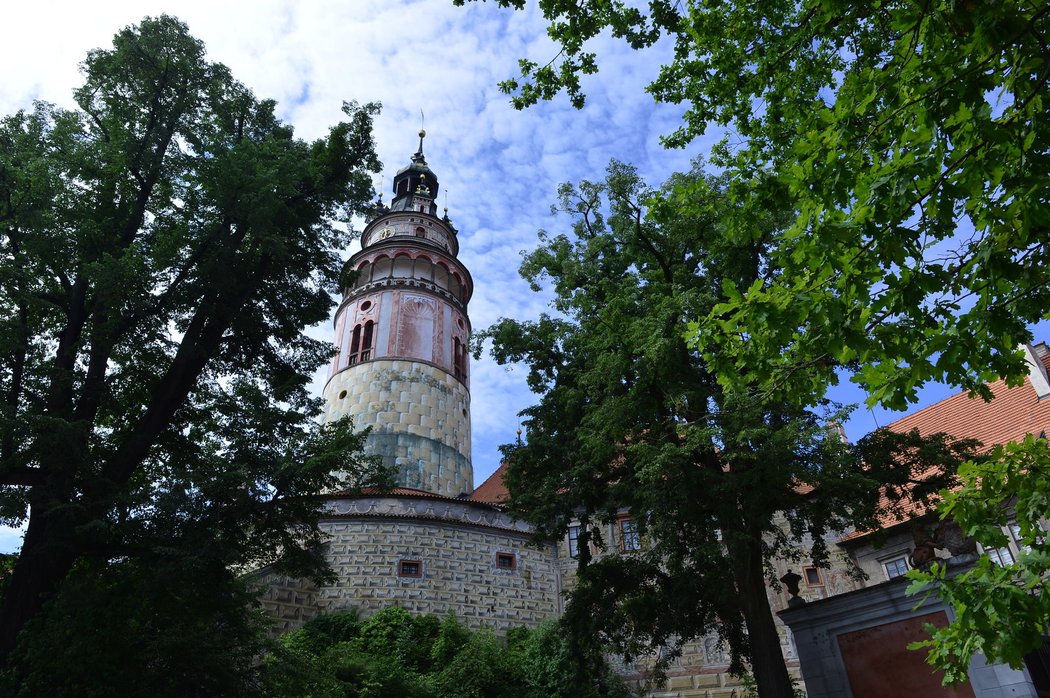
[476,162,979,698]
[0,15,389,685]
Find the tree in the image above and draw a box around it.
[476,161,978,697]
[907,435,1050,684]
[0,14,388,678]
[466,1,1049,679]
[461,0,1050,409]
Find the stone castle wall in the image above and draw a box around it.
[257,495,561,635]
[255,571,322,635]
[323,360,471,496]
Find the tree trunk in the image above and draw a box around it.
[0,496,79,662]
[733,536,795,698]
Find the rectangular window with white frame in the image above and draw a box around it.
[883,556,909,579]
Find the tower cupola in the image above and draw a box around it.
[390,129,439,215]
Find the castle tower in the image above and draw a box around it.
[258,133,560,636]
[322,131,474,496]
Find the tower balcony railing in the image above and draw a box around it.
[347,349,372,366]
[344,277,468,310]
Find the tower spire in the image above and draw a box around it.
[414,110,426,161]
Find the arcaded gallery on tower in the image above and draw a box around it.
[258,134,564,632]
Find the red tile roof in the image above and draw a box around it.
[842,343,1050,540]
[884,375,1050,448]
[469,462,511,504]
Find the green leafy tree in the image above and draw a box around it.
[0,14,388,680]
[461,0,1050,409]
[262,609,632,698]
[907,435,1050,684]
[465,0,1049,679]
[513,619,635,698]
[475,161,978,697]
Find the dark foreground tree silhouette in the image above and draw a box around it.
[0,15,388,686]
[477,162,978,698]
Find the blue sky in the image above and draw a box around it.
[1,1,1044,553]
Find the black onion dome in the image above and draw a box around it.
[391,129,439,207]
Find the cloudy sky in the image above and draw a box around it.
[1,2,1043,552]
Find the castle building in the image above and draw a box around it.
[259,133,562,633]
[258,134,1050,697]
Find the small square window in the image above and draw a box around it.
[398,559,422,578]
[803,566,823,587]
[883,556,909,579]
[495,552,516,570]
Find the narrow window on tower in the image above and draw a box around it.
[361,320,374,362]
[453,337,465,380]
[349,324,362,365]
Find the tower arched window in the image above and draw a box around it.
[413,258,432,282]
[348,319,375,365]
[392,255,412,278]
[373,256,392,281]
[361,320,374,362]
[349,324,362,365]
[354,262,372,288]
